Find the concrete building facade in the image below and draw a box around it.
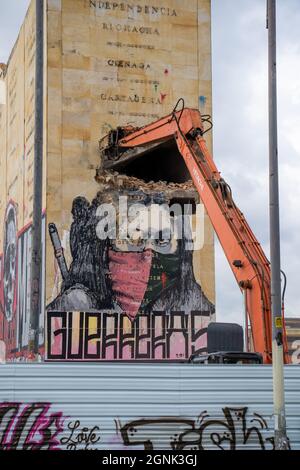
[0,0,215,362]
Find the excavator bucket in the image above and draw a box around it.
[98,130,191,185]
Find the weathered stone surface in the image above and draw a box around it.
[0,0,215,360]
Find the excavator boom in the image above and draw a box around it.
[99,104,289,364]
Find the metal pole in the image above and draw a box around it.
[267,0,289,450]
[29,0,44,357]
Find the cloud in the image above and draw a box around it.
[211,0,300,325]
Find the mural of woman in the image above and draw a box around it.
[48,190,214,321]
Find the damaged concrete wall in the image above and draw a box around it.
[46,0,215,361]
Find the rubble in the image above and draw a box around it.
[95,169,196,194]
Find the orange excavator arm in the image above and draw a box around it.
[100,104,289,364]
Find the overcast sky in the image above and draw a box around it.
[0,0,299,327]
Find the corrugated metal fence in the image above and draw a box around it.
[0,364,299,450]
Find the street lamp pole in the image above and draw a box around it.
[267,0,289,450]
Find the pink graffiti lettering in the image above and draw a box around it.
[0,402,65,450]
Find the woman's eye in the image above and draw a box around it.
[155,239,169,246]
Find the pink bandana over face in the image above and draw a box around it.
[108,249,153,321]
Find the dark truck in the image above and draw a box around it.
[189,322,263,364]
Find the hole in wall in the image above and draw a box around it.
[102,139,191,184]
[121,140,190,184]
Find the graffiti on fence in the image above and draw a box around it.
[0,402,279,450]
[61,420,101,450]
[0,402,102,451]
[120,407,275,450]
[0,402,64,450]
